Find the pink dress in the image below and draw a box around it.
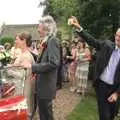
[68,48,77,76]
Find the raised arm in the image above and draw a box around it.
[68,16,104,50]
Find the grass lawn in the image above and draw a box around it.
[67,89,120,120]
[67,89,98,120]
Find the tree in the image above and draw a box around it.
[77,0,120,39]
[39,0,79,21]
[39,0,50,16]
[39,0,120,39]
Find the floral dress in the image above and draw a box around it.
[75,49,90,95]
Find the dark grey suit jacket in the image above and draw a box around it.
[77,29,120,93]
[32,36,60,99]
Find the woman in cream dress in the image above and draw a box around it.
[12,32,35,116]
[75,39,91,95]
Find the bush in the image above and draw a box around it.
[0,37,14,46]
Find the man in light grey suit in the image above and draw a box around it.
[22,16,60,120]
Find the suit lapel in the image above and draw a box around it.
[37,49,45,63]
[36,35,53,63]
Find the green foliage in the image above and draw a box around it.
[0,37,14,46]
[77,0,120,39]
[67,90,98,120]
[42,0,120,40]
[50,0,79,22]
[58,23,73,41]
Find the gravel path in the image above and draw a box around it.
[53,83,81,120]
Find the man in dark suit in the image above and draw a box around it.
[22,16,60,120]
[69,16,120,120]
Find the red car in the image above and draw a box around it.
[0,66,28,120]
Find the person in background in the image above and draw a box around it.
[61,41,69,82]
[67,41,78,92]
[0,43,11,66]
[32,44,39,56]
[0,46,6,66]
[26,38,37,62]
[4,43,12,64]
[69,16,120,120]
[75,38,91,95]
[57,43,63,89]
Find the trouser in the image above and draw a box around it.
[95,79,119,120]
[57,65,62,89]
[37,98,54,120]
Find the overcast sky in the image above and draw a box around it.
[0,0,44,25]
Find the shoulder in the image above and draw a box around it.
[104,40,115,49]
[49,36,59,43]
[30,51,37,62]
[104,40,113,45]
[48,36,60,48]
[22,51,35,63]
